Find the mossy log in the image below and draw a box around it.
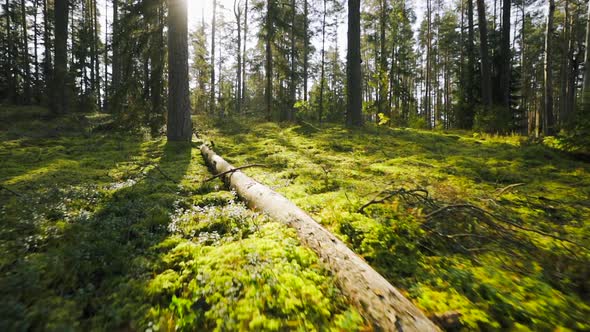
[200,145,440,332]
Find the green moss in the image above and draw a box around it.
[0,107,364,331]
[202,115,590,330]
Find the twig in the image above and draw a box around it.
[358,188,430,213]
[494,183,525,198]
[426,203,590,251]
[204,164,268,182]
[155,165,179,184]
[301,121,321,131]
[0,185,23,197]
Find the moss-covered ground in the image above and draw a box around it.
[0,107,364,331]
[201,115,590,330]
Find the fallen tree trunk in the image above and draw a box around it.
[200,145,439,332]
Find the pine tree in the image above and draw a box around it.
[346,0,362,126]
[167,0,192,141]
[52,0,69,114]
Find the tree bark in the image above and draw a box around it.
[33,0,39,100]
[378,0,388,120]
[200,145,440,332]
[103,0,108,110]
[566,12,577,124]
[288,0,296,121]
[543,0,555,135]
[21,0,32,104]
[464,0,476,128]
[112,0,120,94]
[265,0,273,120]
[500,0,511,109]
[6,0,15,103]
[319,0,327,125]
[242,0,248,107]
[559,0,569,127]
[346,0,362,126]
[303,0,308,102]
[167,0,192,141]
[521,0,528,134]
[149,0,163,132]
[52,0,69,114]
[425,0,432,127]
[210,0,216,114]
[477,0,492,107]
[234,0,242,114]
[583,0,590,102]
[92,0,101,109]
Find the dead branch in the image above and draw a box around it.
[0,185,23,197]
[301,121,321,131]
[154,165,179,184]
[494,183,525,198]
[360,185,589,255]
[358,188,431,213]
[426,203,590,252]
[200,145,440,331]
[204,164,268,183]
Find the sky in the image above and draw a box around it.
[188,0,350,61]
[187,0,431,63]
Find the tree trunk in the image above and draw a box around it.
[319,0,327,125]
[112,0,120,94]
[42,0,51,99]
[149,0,163,132]
[21,0,32,104]
[265,0,273,120]
[346,0,362,126]
[167,0,192,141]
[500,0,511,109]
[521,0,527,134]
[200,145,440,332]
[566,12,577,124]
[378,0,388,119]
[92,0,101,109]
[242,0,248,107]
[210,0,216,114]
[33,0,39,101]
[103,0,108,110]
[303,0,308,102]
[234,0,242,114]
[52,0,69,114]
[464,0,476,128]
[288,0,296,121]
[559,0,569,127]
[6,0,15,103]
[425,0,432,127]
[477,0,492,107]
[543,0,555,135]
[583,0,590,102]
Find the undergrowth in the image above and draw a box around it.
[0,106,364,331]
[201,115,590,331]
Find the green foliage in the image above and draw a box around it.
[408,113,429,129]
[203,115,590,330]
[473,105,514,134]
[293,99,312,120]
[377,113,390,126]
[0,107,364,331]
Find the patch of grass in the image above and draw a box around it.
[202,115,590,330]
[0,107,365,331]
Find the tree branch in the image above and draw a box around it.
[204,164,268,182]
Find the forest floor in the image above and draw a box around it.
[1,106,589,331]
[200,115,590,330]
[0,107,364,331]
